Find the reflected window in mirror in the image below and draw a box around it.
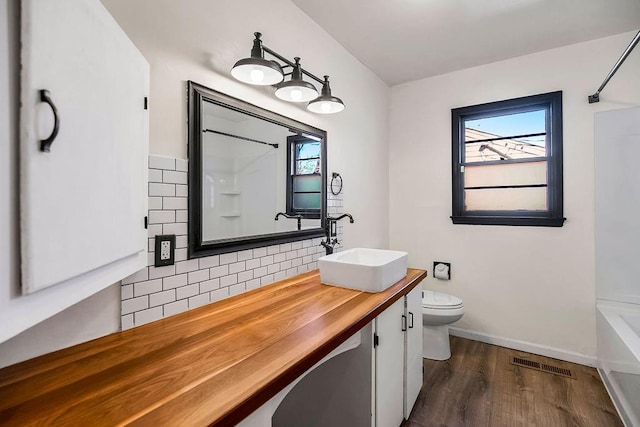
[188,81,327,258]
[287,136,322,219]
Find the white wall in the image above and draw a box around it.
[101,0,390,252]
[0,0,389,367]
[389,31,640,360]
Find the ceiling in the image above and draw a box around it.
[291,0,640,86]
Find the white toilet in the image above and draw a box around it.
[422,290,464,360]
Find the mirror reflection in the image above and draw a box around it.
[188,81,326,257]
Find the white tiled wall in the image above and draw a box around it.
[120,155,345,329]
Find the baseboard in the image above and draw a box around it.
[448,326,597,367]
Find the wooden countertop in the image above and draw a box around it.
[0,268,427,426]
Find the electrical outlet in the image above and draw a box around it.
[160,241,171,260]
[154,235,176,267]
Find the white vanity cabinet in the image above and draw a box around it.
[375,285,423,426]
[6,0,149,339]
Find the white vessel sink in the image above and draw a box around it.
[319,248,408,293]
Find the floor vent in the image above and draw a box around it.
[510,357,575,379]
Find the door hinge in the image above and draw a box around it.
[144,216,148,229]
[373,334,379,348]
[144,97,148,110]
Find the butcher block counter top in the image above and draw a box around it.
[0,268,427,426]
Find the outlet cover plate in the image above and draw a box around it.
[154,234,176,267]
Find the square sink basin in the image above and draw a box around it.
[319,248,408,293]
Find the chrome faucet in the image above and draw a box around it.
[274,212,302,231]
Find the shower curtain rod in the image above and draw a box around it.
[588,30,640,103]
[203,129,279,148]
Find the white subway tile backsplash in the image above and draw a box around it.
[199,256,220,269]
[162,274,187,290]
[121,314,134,330]
[246,278,261,290]
[149,210,175,224]
[149,169,163,183]
[150,289,176,307]
[175,184,188,197]
[149,197,163,210]
[210,288,229,303]
[149,155,175,170]
[175,158,188,172]
[122,296,149,315]
[238,249,253,261]
[210,265,229,278]
[220,274,238,287]
[176,235,188,249]
[149,265,176,280]
[121,284,133,300]
[163,170,187,185]
[176,283,199,300]
[188,269,209,284]
[163,222,188,235]
[229,283,246,296]
[122,154,345,329]
[164,299,188,317]
[253,247,267,258]
[200,278,220,293]
[163,197,187,210]
[149,183,175,197]
[238,270,253,282]
[189,293,210,309]
[229,261,245,274]
[220,252,238,265]
[134,279,162,297]
[245,258,260,270]
[176,210,188,223]
[260,274,275,286]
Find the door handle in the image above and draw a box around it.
[409,312,414,328]
[402,314,407,332]
[39,89,60,152]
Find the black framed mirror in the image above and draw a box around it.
[188,81,327,258]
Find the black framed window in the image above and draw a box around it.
[451,91,564,227]
[286,136,322,219]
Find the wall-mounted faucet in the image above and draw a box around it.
[274,212,302,231]
[321,213,355,255]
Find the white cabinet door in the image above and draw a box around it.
[404,285,423,418]
[20,0,149,294]
[375,298,405,427]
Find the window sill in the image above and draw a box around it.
[450,216,566,227]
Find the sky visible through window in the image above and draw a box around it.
[465,109,546,146]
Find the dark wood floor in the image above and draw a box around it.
[406,336,622,427]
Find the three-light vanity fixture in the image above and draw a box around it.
[231,32,345,114]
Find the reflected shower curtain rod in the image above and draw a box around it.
[588,30,640,103]
[203,129,279,148]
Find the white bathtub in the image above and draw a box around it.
[597,301,640,426]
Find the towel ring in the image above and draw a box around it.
[330,172,343,195]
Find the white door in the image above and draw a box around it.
[375,298,405,427]
[404,285,423,417]
[20,0,149,294]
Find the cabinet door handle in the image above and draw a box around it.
[39,89,60,152]
[409,312,414,328]
[402,314,407,332]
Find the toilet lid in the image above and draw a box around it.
[422,290,463,309]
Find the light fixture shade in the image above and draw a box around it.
[230,32,284,86]
[307,75,345,114]
[274,57,318,102]
[231,58,283,86]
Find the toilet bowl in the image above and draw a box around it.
[422,290,464,360]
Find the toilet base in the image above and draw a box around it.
[422,324,451,360]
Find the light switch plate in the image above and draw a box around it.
[154,235,176,267]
